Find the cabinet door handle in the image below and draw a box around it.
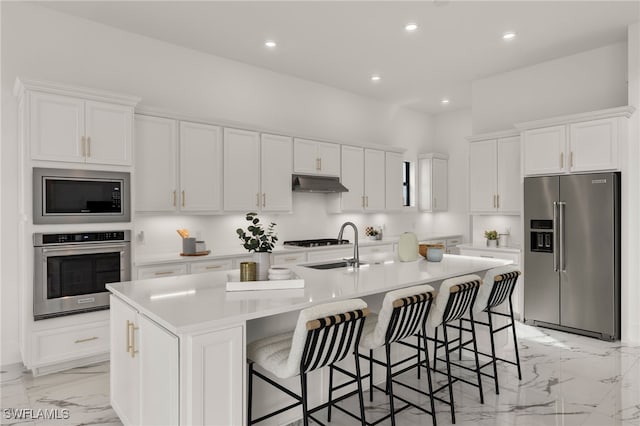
[256,193,260,207]
[263,193,266,208]
[87,137,91,157]
[75,336,98,344]
[361,196,365,208]
[284,256,297,261]
[172,190,177,207]
[182,190,186,207]
[129,321,139,358]
[570,151,574,168]
[365,196,369,208]
[493,195,496,208]
[205,265,222,270]
[560,152,564,168]
[497,194,500,209]
[81,136,86,157]
[316,158,321,171]
[154,271,174,276]
[319,158,322,170]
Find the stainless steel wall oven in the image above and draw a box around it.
[33,168,130,224]
[33,231,131,320]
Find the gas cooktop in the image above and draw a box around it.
[283,238,350,248]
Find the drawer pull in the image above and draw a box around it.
[75,336,98,344]
[205,265,222,270]
[154,271,174,276]
[284,257,298,261]
[480,255,495,258]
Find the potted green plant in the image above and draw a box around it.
[236,212,278,280]
[484,229,498,247]
[365,226,381,240]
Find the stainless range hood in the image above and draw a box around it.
[291,174,348,193]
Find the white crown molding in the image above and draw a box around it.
[14,77,141,107]
[514,106,636,130]
[466,129,520,142]
[418,152,449,160]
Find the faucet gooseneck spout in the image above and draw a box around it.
[338,222,360,268]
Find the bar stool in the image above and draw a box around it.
[247,299,369,426]
[355,284,437,426]
[426,274,483,424]
[459,265,522,394]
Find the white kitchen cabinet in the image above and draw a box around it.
[569,118,619,172]
[522,126,566,176]
[110,296,179,426]
[18,79,138,166]
[518,106,633,176]
[293,138,340,176]
[179,121,223,212]
[272,252,307,266]
[189,259,233,274]
[136,263,187,280]
[31,321,109,368]
[468,134,520,214]
[307,247,353,262]
[385,152,404,210]
[364,149,386,210]
[340,146,385,211]
[418,153,448,212]
[261,134,293,212]
[340,146,365,211]
[224,128,261,211]
[135,115,179,212]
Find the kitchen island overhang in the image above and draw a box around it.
[107,255,512,426]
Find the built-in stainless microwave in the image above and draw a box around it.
[33,168,130,224]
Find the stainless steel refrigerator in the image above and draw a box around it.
[524,172,620,340]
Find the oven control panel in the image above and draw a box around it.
[35,231,131,246]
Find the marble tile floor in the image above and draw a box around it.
[2,322,640,426]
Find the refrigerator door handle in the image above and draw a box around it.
[553,201,559,272]
[559,201,566,272]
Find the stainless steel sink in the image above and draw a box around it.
[303,261,367,270]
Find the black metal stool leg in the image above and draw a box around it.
[509,299,523,380]
[354,350,367,426]
[422,327,437,426]
[417,334,422,379]
[369,349,374,402]
[469,311,484,404]
[458,318,463,360]
[248,362,254,425]
[385,343,396,426]
[433,326,439,371]
[328,364,334,422]
[300,373,309,426]
[442,325,456,424]
[486,309,500,394]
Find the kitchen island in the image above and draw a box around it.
[107,254,510,426]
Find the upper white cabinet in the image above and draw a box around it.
[180,122,223,212]
[518,106,634,176]
[135,116,223,213]
[468,133,521,214]
[135,115,179,212]
[385,152,404,211]
[339,146,385,211]
[260,134,293,212]
[418,153,448,212]
[293,138,340,176]
[15,78,139,166]
[224,128,260,211]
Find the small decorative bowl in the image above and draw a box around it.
[419,243,445,261]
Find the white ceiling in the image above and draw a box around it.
[39,1,640,114]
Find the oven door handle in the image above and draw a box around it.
[40,244,128,254]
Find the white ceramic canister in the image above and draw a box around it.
[398,232,419,262]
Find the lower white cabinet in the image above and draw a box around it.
[136,263,188,279]
[110,296,179,426]
[32,321,109,368]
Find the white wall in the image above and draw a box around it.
[472,43,628,134]
[1,3,436,365]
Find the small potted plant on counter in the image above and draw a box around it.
[236,212,278,280]
[484,229,498,247]
[365,226,382,240]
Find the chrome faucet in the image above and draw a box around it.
[338,222,360,268]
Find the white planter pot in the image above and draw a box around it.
[253,252,271,281]
[486,239,498,248]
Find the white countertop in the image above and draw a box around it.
[108,254,508,335]
[457,243,521,254]
[134,233,464,266]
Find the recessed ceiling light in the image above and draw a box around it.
[441,98,450,105]
[265,40,277,48]
[405,23,418,32]
[371,75,381,82]
[502,31,516,41]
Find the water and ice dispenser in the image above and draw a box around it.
[530,219,553,253]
